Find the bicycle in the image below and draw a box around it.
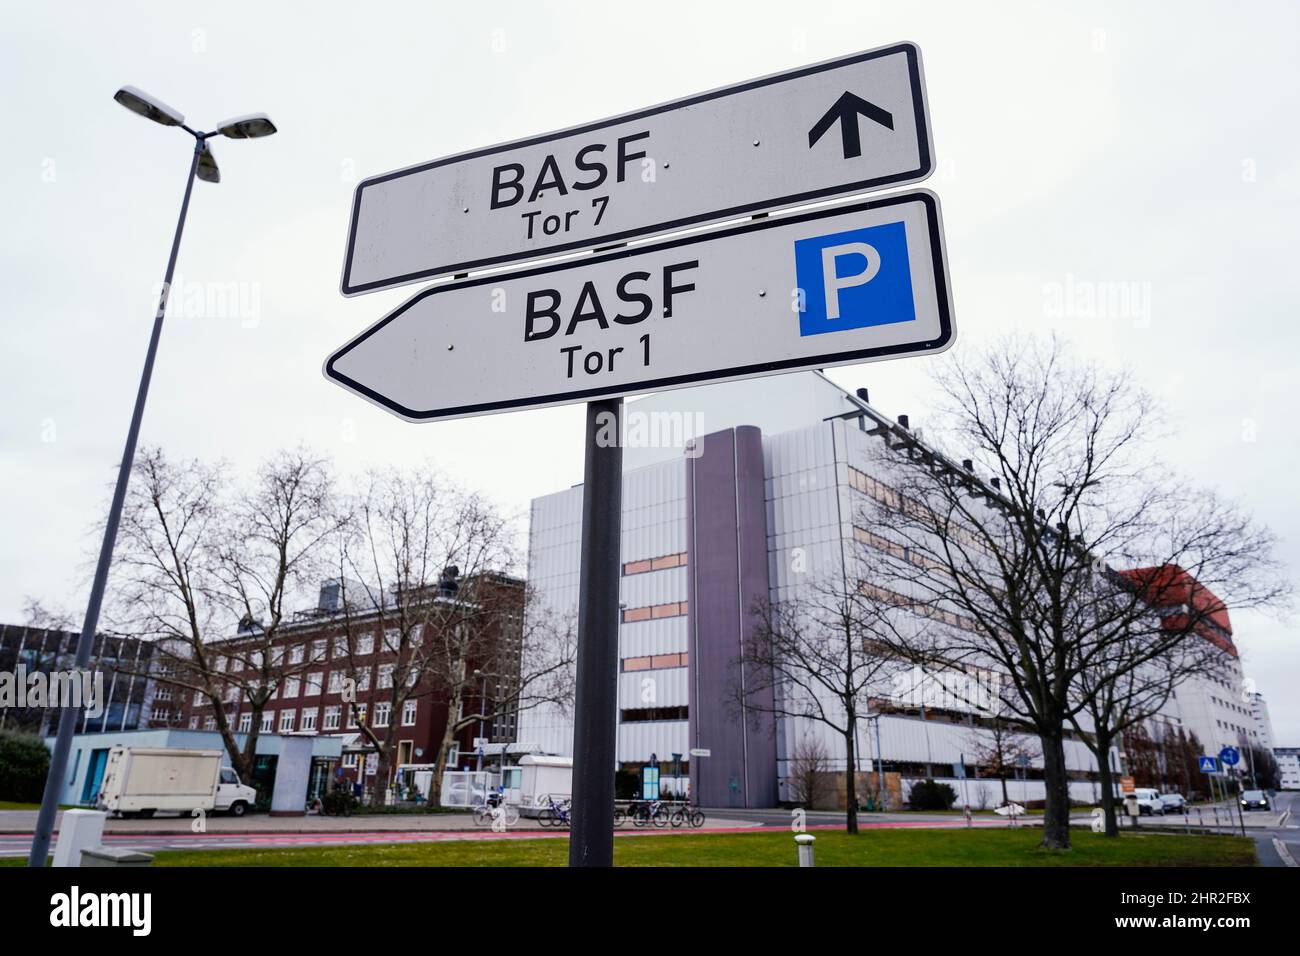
[668,802,705,828]
[472,800,520,828]
[627,798,669,828]
[537,796,572,828]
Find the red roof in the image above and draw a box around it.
[1116,564,1235,657]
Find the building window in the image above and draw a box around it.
[279,710,296,733]
[238,712,253,733]
[622,552,687,575]
[305,672,323,696]
[300,708,318,732]
[260,711,275,733]
[283,676,300,698]
[311,639,326,662]
[204,716,216,731]
[620,601,689,623]
[374,702,391,727]
[333,636,347,658]
[193,690,205,706]
[154,685,172,702]
[323,706,341,731]
[621,653,688,672]
[383,628,400,652]
[357,635,374,655]
[378,664,394,689]
[357,667,371,692]
[402,700,418,726]
[352,703,367,728]
[620,706,689,722]
[328,671,345,694]
[188,716,199,729]
[289,644,304,665]
[153,708,169,723]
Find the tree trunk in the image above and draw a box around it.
[1039,730,1072,850]
[844,724,859,835]
[999,774,1009,807]
[428,716,462,809]
[1093,733,1119,837]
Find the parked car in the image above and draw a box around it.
[1158,792,1187,812]
[442,781,487,806]
[1132,787,1165,815]
[1240,789,1271,811]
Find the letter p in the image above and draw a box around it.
[820,242,881,320]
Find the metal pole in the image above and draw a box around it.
[28,140,202,867]
[874,715,885,810]
[568,398,623,867]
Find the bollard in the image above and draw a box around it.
[795,833,816,867]
[51,809,107,868]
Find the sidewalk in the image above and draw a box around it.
[0,808,763,836]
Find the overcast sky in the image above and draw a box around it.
[1,1,1296,740]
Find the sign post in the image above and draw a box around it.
[568,398,623,866]
[326,42,951,868]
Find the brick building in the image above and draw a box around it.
[158,572,524,800]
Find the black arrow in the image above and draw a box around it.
[807,91,894,159]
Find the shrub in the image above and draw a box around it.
[907,779,957,811]
[0,731,51,803]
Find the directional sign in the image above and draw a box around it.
[325,191,954,422]
[1219,746,1240,767]
[341,42,933,295]
[1199,755,1220,773]
[688,748,711,758]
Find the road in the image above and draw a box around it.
[3,796,1295,862]
[0,807,1009,859]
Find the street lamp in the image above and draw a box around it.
[27,87,276,868]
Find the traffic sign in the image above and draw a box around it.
[1198,755,1220,773]
[325,191,953,421]
[340,42,933,295]
[1219,746,1240,767]
[688,748,711,758]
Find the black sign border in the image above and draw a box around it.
[326,190,954,422]
[342,42,932,295]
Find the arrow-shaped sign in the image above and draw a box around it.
[325,192,953,422]
[808,91,895,159]
[340,42,933,295]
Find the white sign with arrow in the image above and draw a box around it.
[341,42,933,295]
[326,191,953,422]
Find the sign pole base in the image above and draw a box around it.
[569,398,622,867]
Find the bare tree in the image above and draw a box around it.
[849,337,1285,849]
[966,712,1039,809]
[787,735,834,809]
[740,577,902,834]
[109,447,342,782]
[334,469,575,806]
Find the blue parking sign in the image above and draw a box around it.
[794,221,917,337]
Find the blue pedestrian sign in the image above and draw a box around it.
[1218,746,1240,767]
[1198,755,1219,773]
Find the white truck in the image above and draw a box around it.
[94,747,257,818]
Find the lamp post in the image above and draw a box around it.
[27,88,276,868]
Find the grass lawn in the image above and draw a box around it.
[0,801,73,811]
[128,828,1256,868]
